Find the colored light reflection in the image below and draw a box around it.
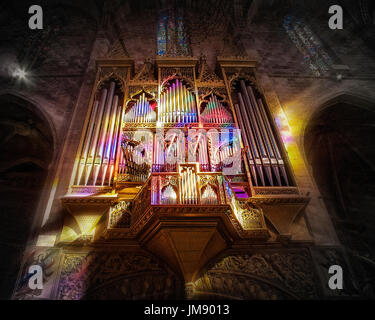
[275,108,293,145]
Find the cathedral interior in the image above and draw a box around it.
[0,0,375,300]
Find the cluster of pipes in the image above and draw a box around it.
[161,185,177,204]
[119,137,150,182]
[124,93,156,123]
[207,134,241,172]
[158,79,198,123]
[153,132,184,172]
[234,80,289,186]
[75,81,122,186]
[179,166,198,205]
[200,94,233,123]
[189,132,210,172]
[201,184,218,205]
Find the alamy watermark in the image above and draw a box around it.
[28,265,43,290]
[28,5,43,30]
[131,127,242,176]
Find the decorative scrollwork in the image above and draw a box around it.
[109,201,132,228]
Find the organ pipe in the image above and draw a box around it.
[257,98,289,185]
[108,104,122,185]
[246,84,288,186]
[93,82,116,185]
[237,93,265,185]
[233,99,259,185]
[240,80,274,185]
[246,85,279,185]
[83,88,108,185]
[76,100,99,185]
[74,80,125,187]
[235,80,290,186]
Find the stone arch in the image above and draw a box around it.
[299,92,375,165]
[0,93,55,298]
[56,251,185,300]
[192,250,319,299]
[0,92,58,158]
[303,93,375,298]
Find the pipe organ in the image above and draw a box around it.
[74,80,123,187]
[67,58,296,239]
[159,79,198,123]
[235,80,289,187]
[48,55,315,296]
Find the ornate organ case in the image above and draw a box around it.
[61,56,310,283]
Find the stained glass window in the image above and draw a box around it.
[157,15,167,56]
[283,15,333,76]
[157,9,190,56]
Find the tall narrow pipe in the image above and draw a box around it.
[187,169,191,204]
[240,81,272,185]
[214,96,220,123]
[109,104,121,185]
[186,87,191,123]
[173,81,177,123]
[101,97,119,185]
[180,86,184,123]
[183,86,187,123]
[238,92,265,186]
[257,98,289,185]
[159,95,162,123]
[77,100,99,185]
[248,86,281,185]
[186,89,191,122]
[92,82,116,185]
[173,83,177,122]
[84,88,108,185]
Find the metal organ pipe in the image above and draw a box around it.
[239,80,274,186]
[93,82,116,186]
[235,80,290,187]
[76,100,99,185]
[179,80,183,123]
[237,92,266,186]
[159,80,197,124]
[84,88,108,185]
[183,86,189,122]
[257,98,289,186]
[101,102,120,186]
[180,167,198,205]
[108,105,122,185]
[246,86,283,186]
